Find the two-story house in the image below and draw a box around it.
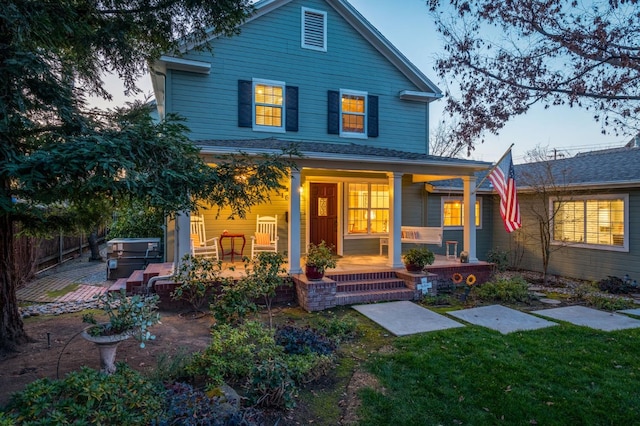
[149,0,490,279]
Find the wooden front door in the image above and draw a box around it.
[309,183,338,252]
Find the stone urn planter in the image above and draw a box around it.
[81,327,132,374]
[82,290,160,375]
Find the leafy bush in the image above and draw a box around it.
[155,382,264,425]
[474,276,531,303]
[315,313,358,343]
[275,325,336,355]
[249,358,297,409]
[285,353,334,384]
[486,248,510,272]
[172,254,226,313]
[585,294,635,311]
[108,198,164,239]
[187,321,283,387]
[597,275,635,294]
[210,278,259,325]
[3,365,163,425]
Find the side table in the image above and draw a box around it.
[219,233,246,262]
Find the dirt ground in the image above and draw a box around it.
[0,310,214,408]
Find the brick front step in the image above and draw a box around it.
[335,288,416,306]
[336,278,407,293]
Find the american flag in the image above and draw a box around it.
[488,149,521,233]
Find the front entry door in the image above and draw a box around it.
[309,183,338,252]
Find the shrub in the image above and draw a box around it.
[474,276,531,303]
[187,321,283,387]
[210,278,259,325]
[486,248,510,272]
[275,325,336,356]
[285,353,334,384]
[315,313,358,344]
[155,382,264,425]
[585,294,635,311]
[172,254,226,313]
[3,365,163,425]
[249,358,297,409]
[597,275,635,294]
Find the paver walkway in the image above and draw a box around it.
[17,256,110,303]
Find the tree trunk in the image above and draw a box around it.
[0,213,30,352]
[88,228,101,261]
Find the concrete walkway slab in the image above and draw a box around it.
[352,301,464,336]
[448,304,558,335]
[618,307,640,317]
[533,306,640,331]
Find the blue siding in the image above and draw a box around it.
[167,0,429,153]
[494,190,640,282]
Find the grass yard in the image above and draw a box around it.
[358,323,640,425]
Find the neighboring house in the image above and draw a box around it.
[149,0,490,272]
[432,136,640,282]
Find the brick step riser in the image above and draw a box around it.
[336,280,407,293]
[326,271,398,282]
[335,289,415,306]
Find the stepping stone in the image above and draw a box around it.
[618,308,640,316]
[352,301,464,336]
[539,298,562,305]
[533,305,640,331]
[448,305,557,335]
[531,292,546,297]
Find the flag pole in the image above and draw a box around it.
[472,143,515,194]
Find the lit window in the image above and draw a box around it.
[443,199,481,227]
[253,79,284,131]
[553,196,627,250]
[341,90,366,137]
[347,183,389,235]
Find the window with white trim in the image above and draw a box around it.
[341,89,367,137]
[347,183,389,235]
[253,79,284,131]
[301,7,327,51]
[442,198,481,228]
[552,195,627,250]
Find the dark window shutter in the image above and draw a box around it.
[327,90,340,134]
[285,86,298,132]
[238,80,252,128]
[367,95,378,138]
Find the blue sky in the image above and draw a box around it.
[95,0,629,163]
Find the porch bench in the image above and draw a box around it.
[379,226,444,255]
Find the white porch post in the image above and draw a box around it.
[288,170,302,274]
[462,176,479,263]
[387,173,404,268]
[175,211,191,266]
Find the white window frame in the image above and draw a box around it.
[339,89,367,139]
[441,197,482,229]
[252,78,285,133]
[550,194,629,252]
[301,7,327,52]
[344,181,389,238]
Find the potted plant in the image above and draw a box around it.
[82,289,160,374]
[402,247,435,273]
[304,241,337,280]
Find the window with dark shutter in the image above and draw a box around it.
[285,86,298,132]
[367,95,378,138]
[327,90,340,134]
[238,80,252,128]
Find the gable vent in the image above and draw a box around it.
[302,7,327,52]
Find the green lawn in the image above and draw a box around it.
[358,323,640,425]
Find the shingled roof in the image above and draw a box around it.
[429,142,640,193]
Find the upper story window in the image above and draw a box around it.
[238,79,298,133]
[346,183,389,235]
[552,195,628,251]
[443,198,481,228]
[254,80,284,130]
[328,90,378,139]
[301,7,327,52]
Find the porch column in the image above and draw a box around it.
[175,211,191,266]
[462,176,479,263]
[288,170,302,274]
[387,173,404,268]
